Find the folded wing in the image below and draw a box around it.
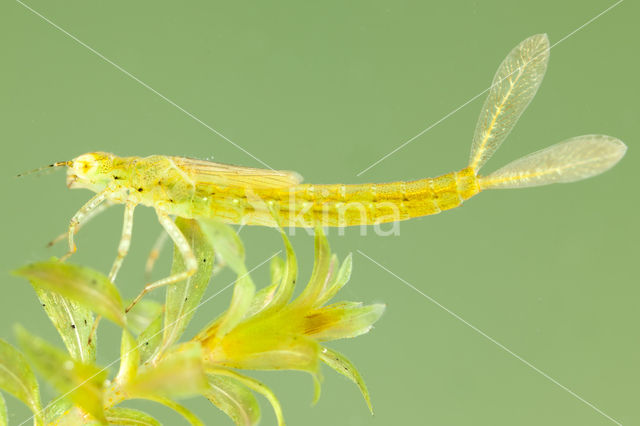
[172,157,303,189]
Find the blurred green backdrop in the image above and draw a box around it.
[1,0,638,425]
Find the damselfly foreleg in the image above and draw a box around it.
[47,200,114,247]
[60,191,109,262]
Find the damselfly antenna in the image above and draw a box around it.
[17,161,71,178]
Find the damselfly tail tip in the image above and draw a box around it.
[17,161,71,178]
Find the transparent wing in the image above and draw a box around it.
[469,34,550,171]
[173,156,303,189]
[479,135,626,189]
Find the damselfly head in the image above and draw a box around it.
[67,152,115,190]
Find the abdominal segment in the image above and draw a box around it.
[194,167,480,228]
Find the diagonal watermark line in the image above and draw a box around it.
[18,251,281,426]
[16,0,274,171]
[356,0,624,177]
[356,249,622,425]
[547,0,624,51]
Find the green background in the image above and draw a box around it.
[1,0,638,424]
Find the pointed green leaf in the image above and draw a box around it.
[294,226,331,308]
[316,253,353,306]
[0,391,7,426]
[126,299,163,336]
[199,219,289,344]
[214,277,255,341]
[0,339,43,424]
[105,407,160,426]
[138,313,163,365]
[320,347,373,414]
[161,218,215,355]
[198,219,256,340]
[245,256,284,318]
[206,374,260,426]
[311,372,322,406]
[14,261,126,327]
[243,220,298,322]
[270,255,285,287]
[191,285,254,348]
[44,397,74,425]
[207,368,284,426]
[141,397,203,426]
[36,289,96,363]
[15,326,107,424]
[126,342,207,399]
[306,302,385,342]
[206,320,320,372]
[261,226,297,313]
[115,330,139,385]
[327,253,339,284]
[198,219,247,276]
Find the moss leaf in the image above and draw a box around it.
[35,289,96,363]
[140,397,203,426]
[15,326,107,424]
[320,347,373,413]
[316,253,353,307]
[294,227,331,308]
[214,277,255,341]
[125,342,207,399]
[198,229,295,345]
[116,330,139,385]
[305,302,386,342]
[207,368,284,426]
[43,397,74,424]
[245,255,284,318]
[198,219,247,276]
[0,339,43,424]
[256,226,297,314]
[204,321,320,372]
[161,218,215,354]
[104,407,160,426]
[126,299,163,336]
[206,374,260,426]
[269,255,285,288]
[0,390,7,426]
[198,219,256,341]
[15,261,126,327]
[137,312,163,365]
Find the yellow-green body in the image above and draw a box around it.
[61,34,625,232]
[72,154,481,228]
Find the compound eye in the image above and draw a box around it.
[73,154,98,174]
